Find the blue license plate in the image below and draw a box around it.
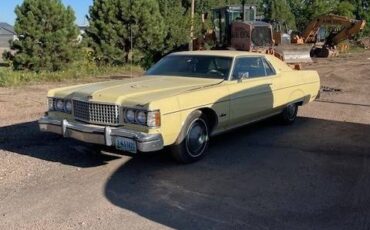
[115,137,137,153]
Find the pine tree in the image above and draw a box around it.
[9,0,79,71]
[85,0,126,65]
[158,0,190,54]
[86,0,166,67]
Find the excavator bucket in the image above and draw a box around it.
[274,45,313,64]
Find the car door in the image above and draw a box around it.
[227,56,278,127]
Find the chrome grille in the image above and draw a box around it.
[73,100,120,125]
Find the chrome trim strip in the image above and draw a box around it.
[211,111,282,137]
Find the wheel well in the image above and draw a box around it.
[296,95,311,106]
[199,108,218,133]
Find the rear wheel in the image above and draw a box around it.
[280,103,298,125]
[171,111,209,164]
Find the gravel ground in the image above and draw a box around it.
[0,51,370,230]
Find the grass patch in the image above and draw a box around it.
[348,45,366,54]
[0,62,143,87]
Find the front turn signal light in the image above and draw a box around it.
[147,110,161,128]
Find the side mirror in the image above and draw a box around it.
[238,72,249,82]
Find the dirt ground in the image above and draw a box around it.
[0,51,370,230]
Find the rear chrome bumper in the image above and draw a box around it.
[38,116,164,152]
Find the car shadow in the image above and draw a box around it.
[104,117,370,230]
[1,116,370,229]
[0,121,120,167]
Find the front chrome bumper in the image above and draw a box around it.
[38,116,164,152]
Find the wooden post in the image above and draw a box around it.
[189,0,195,51]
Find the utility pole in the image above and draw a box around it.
[129,0,133,79]
[189,0,195,51]
[241,0,246,21]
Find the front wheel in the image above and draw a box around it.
[280,103,298,125]
[171,112,209,164]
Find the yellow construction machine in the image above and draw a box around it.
[300,14,366,57]
[194,3,366,63]
[194,4,313,67]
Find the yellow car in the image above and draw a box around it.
[39,51,320,163]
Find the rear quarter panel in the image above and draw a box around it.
[266,55,320,107]
[274,70,320,108]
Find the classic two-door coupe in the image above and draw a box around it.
[39,51,320,163]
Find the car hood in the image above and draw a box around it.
[49,76,223,105]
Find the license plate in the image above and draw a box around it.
[115,137,137,153]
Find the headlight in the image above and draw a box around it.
[125,109,135,123]
[55,99,64,111]
[48,98,72,114]
[65,100,72,113]
[136,111,147,124]
[124,108,160,127]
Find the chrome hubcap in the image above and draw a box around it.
[186,119,208,157]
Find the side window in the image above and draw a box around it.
[262,58,276,76]
[232,57,267,79]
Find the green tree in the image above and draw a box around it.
[86,0,166,67]
[354,0,370,35]
[288,0,308,31]
[158,0,190,54]
[85,0,126,65]
[264,0,296,29]
[288,0,340,31]
[304,0,339,17]
[304,0,339,20]
[335,1,355,18]
[184,0,262,13]
[9,0,79,71]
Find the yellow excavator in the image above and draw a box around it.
[300,14,366,57]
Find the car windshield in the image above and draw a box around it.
[145,55,233,79]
